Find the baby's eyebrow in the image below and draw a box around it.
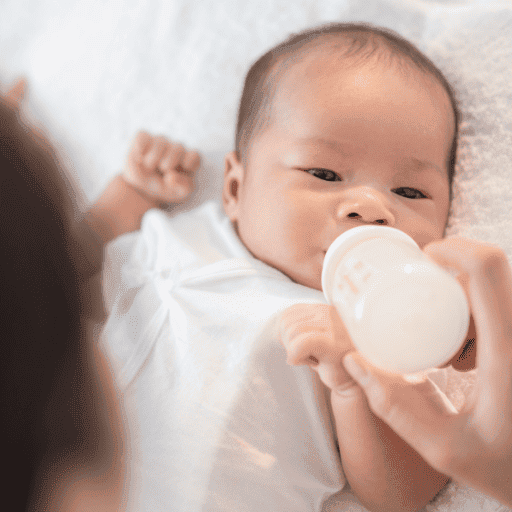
[406,157,443,176]
[296,136,356,155]
[296,137,444,176]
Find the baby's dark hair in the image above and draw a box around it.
[235,22,460,198]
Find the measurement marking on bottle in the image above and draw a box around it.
[343,274,359,294]
[354,261,364,271]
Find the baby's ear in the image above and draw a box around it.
[222,151,244,221]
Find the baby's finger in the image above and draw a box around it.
[142,135,169,172]
[132,131,152,159]
[159,143,185,174]
[125,132,152,180]
[317,362,355,390]
[280,305,328,355]
[284,331,331,366]
[161,171,193,202]
[181,149,201,173]
[279,303,331,341]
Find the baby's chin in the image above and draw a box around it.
[288,269,323,292]
[261,254,324,291]
[293,260,325,291]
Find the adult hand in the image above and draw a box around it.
[343,237,512,507]
[1,77,27,109]
[1,78,55,153]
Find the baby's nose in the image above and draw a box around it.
[346,211,388,225]
[337,187,395,226]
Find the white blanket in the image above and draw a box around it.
[2,0,511,510]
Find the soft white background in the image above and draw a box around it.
[1,0,511,510]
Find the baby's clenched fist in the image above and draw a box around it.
[123,131,200,205]
[279,303,357,391]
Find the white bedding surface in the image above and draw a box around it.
[1,0,511,510]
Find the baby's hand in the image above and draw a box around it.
[123,131,200,205]
[279,304,356,391]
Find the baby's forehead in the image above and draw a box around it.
[275,42,425,91]
[270,47,451,118]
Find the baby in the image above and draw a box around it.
[93,23,477,512]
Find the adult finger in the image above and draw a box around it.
[424,239,512,390]
[4,78,27,110]
[443,314,477,371]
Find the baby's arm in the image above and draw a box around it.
[85,131,200,245]
[280,304,449,512]
[331,382,449,512]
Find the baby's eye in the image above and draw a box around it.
[392,187,428,199]
[305,168,341,182]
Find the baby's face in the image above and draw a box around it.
[224,58,453,291]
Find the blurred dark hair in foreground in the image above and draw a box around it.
[0,97,125,511]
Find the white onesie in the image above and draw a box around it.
[101,200,346,512]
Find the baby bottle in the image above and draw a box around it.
[322,225,470,374]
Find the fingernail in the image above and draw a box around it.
[343,354,368,384]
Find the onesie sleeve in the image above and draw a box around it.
[100,213,165,385]
[102,231,142,315]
